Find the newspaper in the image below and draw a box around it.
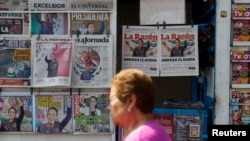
[35,92,73,133]
[70,13,110,37]
[0,0,29,34]
[72,35,113,88]
[73,91,112,133]
[160,25,199,76]
[31,13,69,35]
[68,0,113,11]
[0,35,32,87]
[0,0,28,11]
[122,26,159,76]
[230,89,250,125]
[0,94,33,132]
[33,36,73,87]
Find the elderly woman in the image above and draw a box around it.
[109,68,171,141]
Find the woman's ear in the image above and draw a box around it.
[127,94,136,112]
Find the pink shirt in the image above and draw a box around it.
[124,120,171,141]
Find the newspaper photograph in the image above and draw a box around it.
[31,13,68,35]
[72,35,113,88]
[70,12,110,37]
[0,95,33,132]
[0,35,32,87]
[160,25,199,76]
[122,26,159,76]
[73,91,112,133]
[33,37,73,87]
[35,93,72,133]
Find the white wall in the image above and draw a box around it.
[214,0,231,124]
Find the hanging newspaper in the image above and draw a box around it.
[0,35,32,87]
[0,91,33,132]
[122,26,159,76]
[72,35,113,88]
[230,89,250,125]
[73,91,112,133]
[70,13,110,37]
[31,12,69,35]
[33,37,73,87]
[160,25,199,76]
[35,92,72,133]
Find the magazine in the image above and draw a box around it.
[73,92,111,133]
[230,89,250,125]
[35,93,73,133]
[231,47,250,87]
[0,95,33,132]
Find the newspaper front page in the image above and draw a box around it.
[72,35,113,88]
[160,25,199,76]
[73,91,112,133]
[122,26,159,76]
[33,37,73,87]
[0,35,32,87]
[35,92,72,133]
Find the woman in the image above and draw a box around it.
[0,98,24,131]
[37,96,72,133]
[109,68,171,141]
[80,96,101,116]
